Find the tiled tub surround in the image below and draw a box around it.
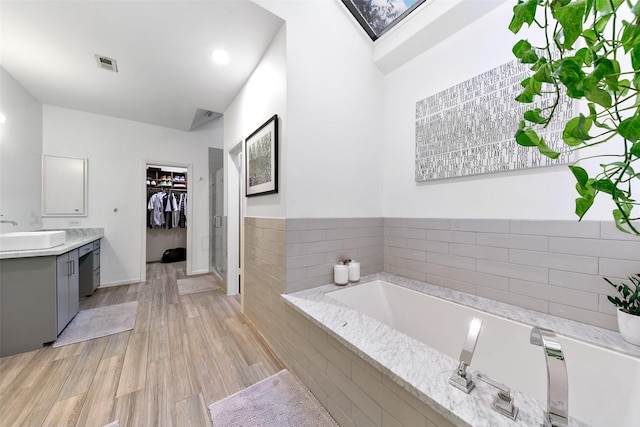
[244,217,639,427]
[284,274,639,427]
[384,219,640,330]
[286,217,384,293]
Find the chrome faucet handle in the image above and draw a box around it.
[448,318,483,393]
[530,327,569,427]
[476,372,519,420]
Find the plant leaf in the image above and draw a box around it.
[554,0,587,49]
[591,178,617,195]
[509,0,538,33]
[575,47,593,66]
[553,57,586,97]
[515,128,539,146]
[535,137,561,159]
[515,77,542,103]
[533,62,553,82]
[575,195,595,219]
[524,108,548,124]
[569,165,589,187]
[512,39,539,63]
[618,116,640,141]
[620,20,638,53]
[563,114,593,146]
[512,39,530,56]
[585,87,612,107]
[631,142,640,157]
[594,13,612,33]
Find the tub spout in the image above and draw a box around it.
[530,327,569,427]
[0,220,18,226]
[449,317,483,393]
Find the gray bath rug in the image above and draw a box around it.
[177,275,220,296]
[209,369,338,427]
[52,301,138,348]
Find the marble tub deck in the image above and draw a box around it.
[283,273,638,427]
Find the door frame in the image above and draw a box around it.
[226,141,243,297]
[140,159,193,283]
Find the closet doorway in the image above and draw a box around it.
[145,163,189,269]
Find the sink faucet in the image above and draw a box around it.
[449,317,483,393]
[530,327,569,427]
[0,220,18,226]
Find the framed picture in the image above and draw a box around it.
[245,114,278,197]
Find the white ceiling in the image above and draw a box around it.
[0,0,284,131]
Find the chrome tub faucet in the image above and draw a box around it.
[449,317,483,393]
[0,219,18,226]
[530,326,569,427]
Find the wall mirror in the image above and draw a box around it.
[42,155,87,216]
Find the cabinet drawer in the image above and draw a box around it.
[92,240,100,250]
[79,243,93,257]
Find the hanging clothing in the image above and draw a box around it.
[178,193,187,228]
[164,192,178,229]
[148,191,166,227]
[147,189,186,229]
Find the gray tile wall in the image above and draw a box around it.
[384,219,640,330]
[244,216,451,427]
[244,216,640,427]
[285,218,384,293]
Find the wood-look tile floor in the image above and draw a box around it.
[0,262,283,427]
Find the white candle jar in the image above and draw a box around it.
[348,262,360,282]
[334,265,349,286]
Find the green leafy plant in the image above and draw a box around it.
[605,273,640,315]
[509,0,640,236]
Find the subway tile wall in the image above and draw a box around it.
[384,218,640,330]
[244,216,640,426]
[285,218,384,293]
[244,217,452,426]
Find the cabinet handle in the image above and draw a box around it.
[68,261,72,276]
[72,260,75,275]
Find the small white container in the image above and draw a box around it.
[348,261,360,283]
[334,265,349,286]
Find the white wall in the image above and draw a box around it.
[42,106,222,285]
[382,1,615,220]
[253,0,384,218]
[0,67,43,233]
[224,24,288,218]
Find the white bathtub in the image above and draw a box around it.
[327,280,639,427]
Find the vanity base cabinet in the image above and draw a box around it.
[56,249,79,334]
[0,248,81,358]
[0,257,58,358]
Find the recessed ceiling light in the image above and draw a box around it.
[210,49,230,65]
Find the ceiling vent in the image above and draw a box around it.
[95,55,118,72]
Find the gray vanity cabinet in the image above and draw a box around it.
[0,247,82,357]
[0,256,58,357]
[56,249,79,334]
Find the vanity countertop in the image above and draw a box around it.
[0,228,104,259]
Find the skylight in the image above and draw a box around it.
[341,0,427,41]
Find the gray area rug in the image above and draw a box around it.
[52,301,138,348]
[177,275,220,296]
[209,369,338,427]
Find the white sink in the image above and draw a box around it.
[0,230,67,251]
